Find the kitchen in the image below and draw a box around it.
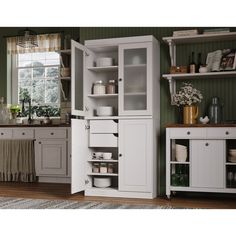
[0,27,236,210]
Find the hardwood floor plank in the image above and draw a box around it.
[0,182,235,209]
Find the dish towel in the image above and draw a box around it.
[0,140,36,182]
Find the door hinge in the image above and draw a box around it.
[85,125,90,130]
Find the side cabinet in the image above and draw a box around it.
[119,119,152,192]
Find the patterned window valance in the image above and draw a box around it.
[7,33,61,54]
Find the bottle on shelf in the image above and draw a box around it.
[197,53,203,72]
[189,51,196,73]
[208,97,223,124]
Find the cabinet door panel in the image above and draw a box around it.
[119,119,152,192]
[119,43,152,116]
[71,119,88,194]
[35,140,67,176]
[190,140,225,188]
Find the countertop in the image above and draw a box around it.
[0,123,71,128]
[165,123,236,128]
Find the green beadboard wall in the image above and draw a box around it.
[80,27,236,195]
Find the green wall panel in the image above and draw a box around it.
[80,27,236,195]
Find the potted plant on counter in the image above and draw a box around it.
[10,104,21,120]
[173,83,203,124]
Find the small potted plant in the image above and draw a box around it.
[172,83,203,124]
[10,104,21,120]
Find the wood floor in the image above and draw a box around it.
[0,182,236,209]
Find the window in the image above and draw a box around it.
[8,33,62,118]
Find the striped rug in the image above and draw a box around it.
[0,197,173,209]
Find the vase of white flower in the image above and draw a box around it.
[173,83,203,124]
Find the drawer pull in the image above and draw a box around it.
[39,141,41,144]
[22,132,25,135]
[225,131,229,135]
[205,143,209,146]
[119,154,122,157]
[1,133,4,135]
[50,132,54,135]
[187,131,191,135]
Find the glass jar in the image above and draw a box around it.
[106,80,117,94]
[100,163,107,173]
[93,80,106,95]
[107,163,114,173]
[208,97,223,124]
[92,163,100,173]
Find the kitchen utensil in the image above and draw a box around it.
[94,177,111,188]
[96,106,113,116]
[96,57,113,67]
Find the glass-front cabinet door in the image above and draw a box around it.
[118,42,152,116]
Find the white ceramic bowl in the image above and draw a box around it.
[97,106,113,116]
[94,177,111,188]
[96,57,113,67]
[102,152,112,160]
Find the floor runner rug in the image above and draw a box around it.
[0,197,175,209]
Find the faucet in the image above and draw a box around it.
[21,98,32,124]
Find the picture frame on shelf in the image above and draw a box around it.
[219,49,236,71]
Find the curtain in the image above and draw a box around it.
[0,140,36,182]
[7,33,61,54]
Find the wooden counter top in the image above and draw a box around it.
[165,123,236,128]
[0,123,71,128]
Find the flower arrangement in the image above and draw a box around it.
[173,82,203,106]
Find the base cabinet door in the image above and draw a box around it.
[35,140,67,176]
[190,140,225,188]
[119,119,152,192]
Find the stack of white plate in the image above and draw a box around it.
[175,144,187,162]
[228,149,236,162]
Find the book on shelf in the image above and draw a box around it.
[203,28,230,35]
[173,29,198,37]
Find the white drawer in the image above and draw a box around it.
[90,120,118,134]
[13,129,34,139]
[169,128,206,139]
[0,129,13,139]
[89,133,118,147]
[207,128,236,139]
[35,129,67,139]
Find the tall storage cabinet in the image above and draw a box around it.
[71,36,160,199]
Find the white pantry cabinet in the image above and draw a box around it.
[166,126,236,198]
[71,35,160,199]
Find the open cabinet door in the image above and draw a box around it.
[71,40,94,117]
[71,119,88,194]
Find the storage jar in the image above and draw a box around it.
[93,80,106,95]
[92,163,100,173]
[106,80,117,94]
[100,163,107,173]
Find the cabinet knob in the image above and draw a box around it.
[119,154,122,157]
[50,132,54,135]
[1,133,4,135]
[22,132,25,135]
[39,141,41,144]
[205,143,209,146]
[119,78,122,82]
[187,131,191,135]
[225,131,229,135]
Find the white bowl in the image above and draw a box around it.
[94,177,111,188]
[97,106,113,116]
[96,57,113,67]
[102,152,112,160]
[176,149,187,162]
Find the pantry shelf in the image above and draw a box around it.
[87,94,118,98]
[88,159,118,162]
[87,173,118,176]
[87,66,118,72]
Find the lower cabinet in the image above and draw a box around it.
[34,127,71,182]
[71,118,157,199]
[166,127,236,198]
[35,140,67,176]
